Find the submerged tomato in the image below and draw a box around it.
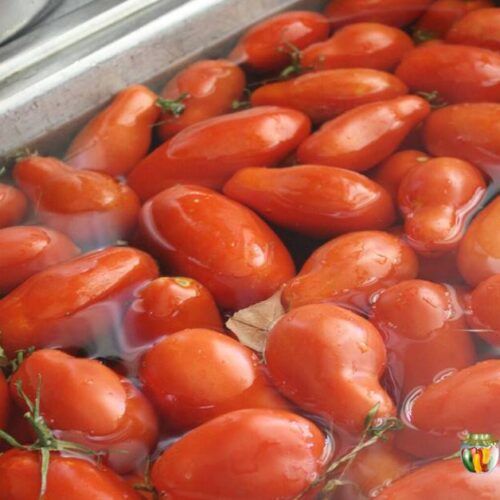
[14,156,140,247]
[151,409,328,500]
[297,96,430,171]
[136,184,295,310]
[223,165,395,238]
[0,183,27,229]
[66,85,160,177]
[157,59,245,141]
[0,246,158,357]
[301,23,413,72]
[228,10,330,73]
[127,106,311,201]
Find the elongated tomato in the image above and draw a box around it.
[0,183,27,229]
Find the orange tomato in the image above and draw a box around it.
[0,183,27,229]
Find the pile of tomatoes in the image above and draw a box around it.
[1,0,500,498]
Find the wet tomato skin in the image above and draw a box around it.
[139,328,287,430]
[0,183,27,229]
[251,69,408,124]
[65,85,160,177]
[14,156,140,248]
[228,11,330,73]
[0,450,141,500]
[135,184,295,311]
[446,8,500,51]
[127,106,311,201]
[266,303,395,434]
[282,231,418,313]
[0,371,9,430]
[157,59,246,141]
[296,96,431,172]
[223,165,395,238]
[123,277,223,347]
[301,23,413,72]
[0,246,158,357]
[151,408,328,500]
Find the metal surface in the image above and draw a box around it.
[0,0,325,160]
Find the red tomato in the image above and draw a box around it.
[0,226,80,296]
[0,246,158,357]
[446,7,500,51]
[11,349,158,474]
[415,0,493,39]
[139,328,287,430]
[0,450,141,500]
[376,459,500,500]
[282,231,418,313]
[417,249,464,284]
[0,183,27,229]
[301,23,413,72]
[127,106,311,201]
[123,277,223,347]
[398,157,486,256]
[223,165,395,238]
[14,156,140,248]
[151,409,328,500]
[395,43,500,104]
[157,59,245,141]
[65,85,160,177]
[424,103,500,177]
[371,279,475,402]
[228,11,330,73]
[457,196,500,286]
[372,150,431,204]
[324,0,433,28]
[251,69,408,124]
[0,371,9,430]
[297,96,431,172]
[266,303,395,434]
[135,185,295,310]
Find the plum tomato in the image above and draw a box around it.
[0,370,9,431]
[0,246,158,357]
[127,106,311,201]
[0,183,27,229]
[135,184,295,311]
[151,409,329,500]
[296,96,430,171]
[223,165,395,238]
[123,277,223,347]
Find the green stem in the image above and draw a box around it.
[156,92,190,117]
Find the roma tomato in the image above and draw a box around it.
[223,165,395,238]
[371,280,475,402]
[228,11,329,73]
[139,328,287,430]
[0,226,80,296]
[0,371,9,430]
[415,0,493,39]
[282,231,418,313]
[446,8,500,51]
[127,106,311,201]
[0,246,158,357]
[0,450,141,500]
[123,277,223,347]
[457,196,500,286]
[14,156,140,248]
[398,157,486,256]
[297,96,430,172]
[251,69,408,124]
[377,459,500,500]
[135,185,295,310]
[266,303,395,434]
[424,103,500,178]
[324,0,433,28]
[372,150,431,204]
[151,409,328,500]
[11,349,159,474]
[65,85,160,177]
[301,23,413,72]
[395,43,500,104]
[0,183,27,229]
[156,59,245,141]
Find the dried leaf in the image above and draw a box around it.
[226,290,285,352]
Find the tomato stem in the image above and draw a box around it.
[413,29,438,44]
[277,42,305,79]
[156,93,190,117]
[416,90,448,109]
[133,459,161,500]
